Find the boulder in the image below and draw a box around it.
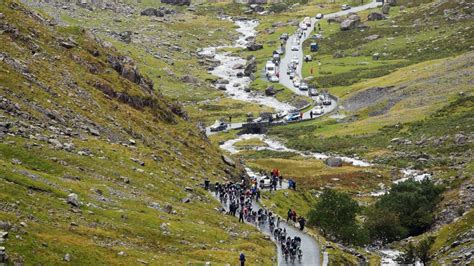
[364,34,380,41]
[140,8,164,17]
[181,75,199,84]
[265,86,277,96]
[161,0,190,6]
[163,204,173,214]
[340,15,361,31]
[246,43,263,51]
[367,12,385,21]
[221,155,236,167]
[454,133,467,145]
[382,4,390,15]
[325,157,343,167]
[244,56,257,76]
[67,193,81,207]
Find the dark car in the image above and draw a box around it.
[210,121,228,132]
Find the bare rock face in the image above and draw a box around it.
[246,43,263,51]
[67,193,80,207]
[107,55,154,91]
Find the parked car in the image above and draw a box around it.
[269,75,279,83]
[315,13,324,19]
[210,121,228,132]
[322,94,332,105]
[276,47,285,55]
[275,110,288,120]
[265,61,277,77]
[299,82,309,91]
[293,78,301,88]
[285,112,301,122]
[291,55,299,65]
[341,4,351,10]
[280,33,289,41]
[259,176,272,188]
[289,71,296,79]
[291,45,299,51]
[304,55,312,62]
[300,23,308,30]
[312,105,324,115]
[308,87,318,96]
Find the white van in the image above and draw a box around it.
[265,61,277,77]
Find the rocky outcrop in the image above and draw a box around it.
[222,155,236,167]
[107,55,153,91]
[382,4,390,15]
[140,7,175,17]
[265,86,277,96]
[161,0,191,6]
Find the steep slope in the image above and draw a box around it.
[0,1,274,264]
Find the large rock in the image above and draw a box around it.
[67,193,81,207]
[221,155,236,167]
[107,55,154,91]
[340,14,361,31]
[382,4,390,15]
[244,56,257,77]
[325,157,343,167]
[161,0,190,6]
[368,12,385,21]
[246,43,263,51]
[140,8,164,17]
[265,86,277,96]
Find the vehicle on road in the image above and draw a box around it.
[285,112,301,122]
[269,75,279,83]
[259,176,272,188]
[291,45,299,51]
[289,71,296,79]
[322,94,332,105]
[276,47,285,55]
[303,16,311,27]
[291,55,299,65]
[312,33,323,40]
[293,78,301,88]
[210,121,228,132]
[300,23,308,30]
[308,87,318,96]
[310,42,319,52]
[272,53,280,63]
[299,82,309,91]
[275,110,289,120]
[315,13,324,19]
[280,33,289,41]
[265,61,277,77]
[312,105,324,115]
[341,4,351,10]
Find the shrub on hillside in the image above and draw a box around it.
[366,179,444,242]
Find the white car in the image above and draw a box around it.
[300,24,308,30]
[275,110,289,119]
[299,82,309,91]
[291,45,299,51]
[259,176,272,188]
[269,75,279,83]
[291,56,299,65]
[322,94,332,105]
[341,4,351,10]
[293,78,301,88]
[315,13,324,19]
[209,121,228,132]
[312,105,324,115]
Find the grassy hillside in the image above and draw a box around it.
[0,1,275,264]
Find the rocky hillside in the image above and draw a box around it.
[0,1,274,264]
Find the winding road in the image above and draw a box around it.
[206,1,383,265]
